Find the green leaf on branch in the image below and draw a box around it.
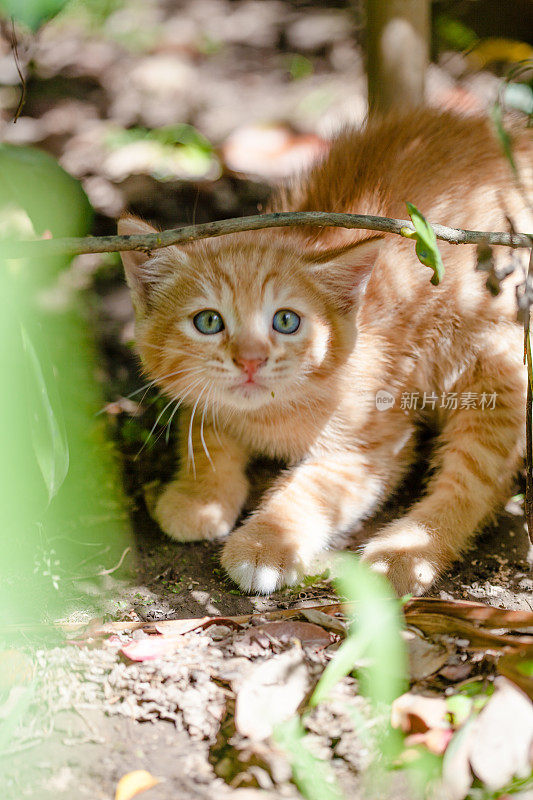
[405,202,444,285]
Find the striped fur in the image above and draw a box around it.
[119,109,531,595]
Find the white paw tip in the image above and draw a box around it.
[284,569,300,587]
[228,561,255,593]
[368,559,388,575]
[414,560,435,586]
[252,566,281,594]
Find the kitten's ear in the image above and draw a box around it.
[118,215,158,314]
[307,237,382,312]
[118,215,185,315]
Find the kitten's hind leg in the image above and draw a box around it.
[362,349,525,595]
[153,409,249,542]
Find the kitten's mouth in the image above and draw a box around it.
[232,378,267,394]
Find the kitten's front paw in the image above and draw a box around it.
[361,520,451,596]
[153,481,238,542]
[221,521,309,594]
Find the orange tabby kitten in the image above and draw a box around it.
[119,110,531,596]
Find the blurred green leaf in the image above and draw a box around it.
[274,717,344,800]
[311,555,406,711]
[517,659,533,677]
[0,144,92,242]
[435,15,478,52]
[106,123,213,155]
[406,202,444,285]
[21,325,69,505]
[491,103,517,177]
[0,0,69,30]
[287,54,314,80]
[446,694,473,727]
[104,124,218,180]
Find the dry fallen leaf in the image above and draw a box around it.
[442,716,478,800]
[120,636,183,661]
[404,599,533,629]
[236,621,333,651]
[299,608,347,635]
[403,628,450,681]
[498,649,533,700]
[468,678,533,791]
[391,691,450,734]
[154,617,243,635]
[234,649,310,741]
[439,663,473,683]
[442,678,533,800]
[404,612,533,650]
[115,769,159,800]
[405,727,454,755]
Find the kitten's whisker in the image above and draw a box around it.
[211,389,224,449]
[153,375,205,447]
[138,375,206,455]
[135,397,176,459]
[187,382,209,479]
[200,385,215,470]
[165,399,181,445]
[97,366,202,416]
[137,367,201,407]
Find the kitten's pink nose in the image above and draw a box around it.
[233,355,267,379]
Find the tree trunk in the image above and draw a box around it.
[365,0,430,113]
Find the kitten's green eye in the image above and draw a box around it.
[272,309,301,334]
[193,310,225,335]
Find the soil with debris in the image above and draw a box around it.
[1,1,532,798]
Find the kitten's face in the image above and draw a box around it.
[119,219,379,415]
[134,241,347,412]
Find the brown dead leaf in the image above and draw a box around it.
[403,628,451,681]
[236,621,333,653]
[115,770,159,800]
[498,649,533,700]
[154,617,243,635]
[404,612,533,650]
[391,692,450,735]
[439,663,473,682]
[234,650,310,741]
[300,608,347,635]
[404,599,533,631]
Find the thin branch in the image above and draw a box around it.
[9,17,26,123]
[1,211,532,259]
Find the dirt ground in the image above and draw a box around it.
[1,1,532,798]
